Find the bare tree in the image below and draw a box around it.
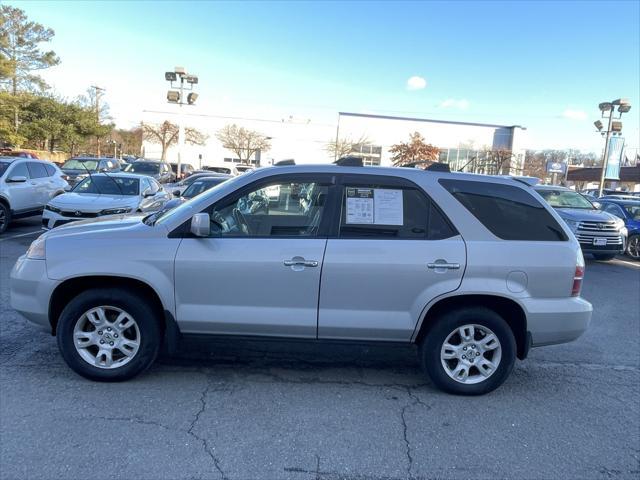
[479,148,515,175]
[216,124,271,164]
[142,121,208,161]
[389,132,439,167]
[325,135,370,160]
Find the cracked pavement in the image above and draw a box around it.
[1,218,639,479]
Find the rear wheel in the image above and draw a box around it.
[0,202,10,234]
[626,235,640,261]
[419,307,516,395]
[593,253,616,261]
[56,288,161,381]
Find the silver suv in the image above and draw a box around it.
[10,165,592,395]
[0,157,69,234]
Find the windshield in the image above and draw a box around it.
[0,162,9,177]
[536,189,594,209]
[183,178,228,198]
[73,176,140,195]
[63,159,99,171]
[623,204,640,220]
[205,166,232,174]
[125,163,160,174]
[153,174,247,226]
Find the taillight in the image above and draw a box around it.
[572,250,585,296]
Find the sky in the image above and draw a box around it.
[12,0,640,153]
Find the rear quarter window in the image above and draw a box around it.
[439,179,567,241]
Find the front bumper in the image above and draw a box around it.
[10,256,57,331]
[521,296,592,347]
[42,209,96,229]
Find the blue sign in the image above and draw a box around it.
[605,137,625,180]
[546,161,567,175]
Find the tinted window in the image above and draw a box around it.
[339,185,457,240]
[440,179,567,241]
[27,162,48,179]
[0,162,9,177]
[6,162,29,179]
[211,180,329,237]
[125,163,160,174]
[44,164,56,176]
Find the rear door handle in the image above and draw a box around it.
[427,262,460,270]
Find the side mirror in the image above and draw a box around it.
[142,188,155,197]
[190,213,211,237]
[592,202,601,210]
[7,175,27,183]
[173,190,181,197]
[64,185,72,192]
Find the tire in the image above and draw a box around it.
[418,307,516,395]
[0,202,10,234]
[626,235,640,261]
[56,288,161,381]
[593,253,617,261]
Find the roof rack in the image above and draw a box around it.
[334,156,363,167]
[425,162,450,172]
[274,159,295,166]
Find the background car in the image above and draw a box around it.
[598,199,640,260]
[202,163,239,176]
[167,172,232,196]
[61,157,121,187]
[42,172,170,229]
[235,164,255,174]
[169,162,194,180]
[535,185,627,261]
[0,150,40,159]
[124,161,175,183]
[161,175,231,212]
[0,157,68,233]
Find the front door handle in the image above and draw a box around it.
[284,258,318,268]
[427,261,460,270]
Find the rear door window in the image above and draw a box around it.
[439,179,567,241]
[8,162,29,179]
[26,162,48,179]
[339,180,457,240]
[44,164,56,176]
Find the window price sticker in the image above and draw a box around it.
[345,187,404,225]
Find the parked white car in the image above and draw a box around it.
[0,157,68,233]
[42,173,170,229]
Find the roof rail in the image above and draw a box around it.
[274,159,295,166]
[334,156,363,167]
[426,162,450,172]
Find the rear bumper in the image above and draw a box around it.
[521,296,592,347]
[9,256,56,332]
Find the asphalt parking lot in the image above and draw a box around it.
[1,218,639,480]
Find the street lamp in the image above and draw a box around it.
[595,98,631,197]
[164,66,199,179]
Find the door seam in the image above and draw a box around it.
[315,238,329,339]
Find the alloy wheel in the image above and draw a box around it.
[440,324,502,384]
[627,236,640,260]
[73,306,141,369]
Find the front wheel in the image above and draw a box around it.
[0,202,10,234]
[56,288,161,381]
[593,253,617,261]
[626,235,640,261]
[419,307,516,395]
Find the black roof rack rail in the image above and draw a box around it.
[425,162,451,172]
[274,159,295,166]
[334,156,363,167]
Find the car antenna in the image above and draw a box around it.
[78,159,101,194]
[100,168,125,196]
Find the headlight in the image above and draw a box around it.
[100,207,132,216]
[564,219,579,233]
[26,237,46,260]
[44,204,61,213]
[613,217,625,229]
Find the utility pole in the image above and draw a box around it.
[91,85,105,157]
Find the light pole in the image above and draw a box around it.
[165,67,199,179]
[594,98,631,196]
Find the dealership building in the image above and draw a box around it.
[143,110,527,174]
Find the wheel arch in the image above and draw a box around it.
[414,294,530,360]
[48,275,179,350]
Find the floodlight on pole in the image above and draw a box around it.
[187,92,198,105]
[165,72,177,82]
[611,120,623,132]
[594,120,603,131]
[167,91,180,103]
[174,66,186,75]
[595,98,631,197]
[618,104,631,113]
[186,75,198,84]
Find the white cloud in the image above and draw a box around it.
[562,109,588,120]
[406,76,427,90]
[438,98,470,110]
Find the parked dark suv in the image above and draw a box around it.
[124,161,175,184]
